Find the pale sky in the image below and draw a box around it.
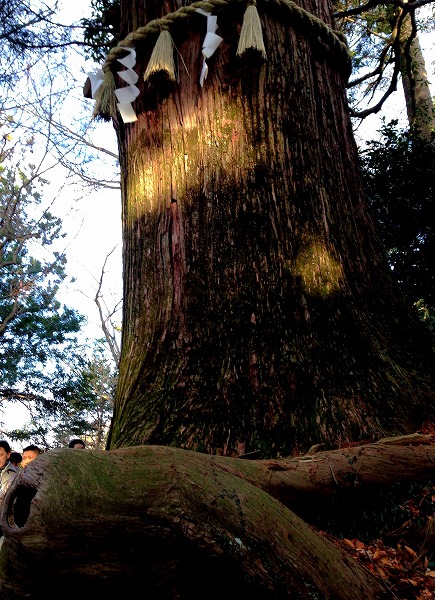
[1,0,122,440]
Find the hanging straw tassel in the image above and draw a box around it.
[237,1,266,59]
[144,29,176,82]
[93,69,117,121]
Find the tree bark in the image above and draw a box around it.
[3,437,435,598]
[3,443,420,600]
[4,1,435,598]
[399,12,435,140]
[108,0,435,456]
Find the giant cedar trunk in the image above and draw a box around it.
[108,0,435,454]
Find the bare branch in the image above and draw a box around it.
[94,248,121,366]
[348,6,408,118]
[335,0,435,19]
[0,388,48,403]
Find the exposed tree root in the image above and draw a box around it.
[1,436,434,599]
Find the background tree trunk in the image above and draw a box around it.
[108,0,435,456]
[399,12,435,139]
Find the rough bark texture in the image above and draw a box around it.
[3,3,435,599]
[399,13,435,140]
[3,442,424,600]
[108,0,435,455]
[3,437,435,598]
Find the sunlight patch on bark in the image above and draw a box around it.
[290,240,343,297]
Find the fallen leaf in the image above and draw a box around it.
[373,549,387,561]
[375,566,388,578]
[405,546,418,558]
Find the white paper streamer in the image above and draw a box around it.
[196,10,223,87]
[202,32,222,59]
[199,61,208,87]
[207,15,218,33]
[118,68,139,86]
[117,51,136,70]
[117,102,138,123]
[116,47,139,123]
[87,69,104,98]
[115,86,140,104]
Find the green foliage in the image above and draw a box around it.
[6,342,116,449]
[0,147,87,423]
[0,161,82,348]
[51,341,116,445]
[81,0,120,63]
[0,2,120,447]
[359,121,435,327]
[336,0,393,71]
[334,0,434,115]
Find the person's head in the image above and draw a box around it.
[21,445,41,468]
[0,440,12,468]
[68,439,85,449]
[9,452,22,468]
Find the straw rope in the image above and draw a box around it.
[95,0,351,118]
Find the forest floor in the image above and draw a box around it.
[325,428,435,599]
[333,533,435,599]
